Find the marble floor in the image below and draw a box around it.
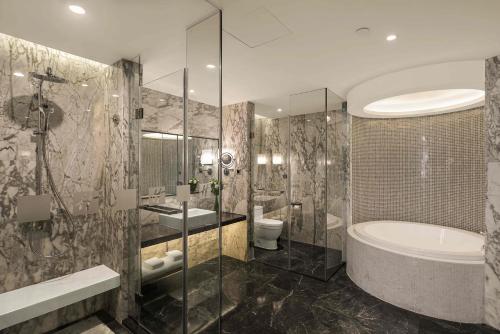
[254,239,342,280]
[51,311,129,334]
[132,256,499,334]
[215,257,499,334]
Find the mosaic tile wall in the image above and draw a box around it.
[351,107,485,233]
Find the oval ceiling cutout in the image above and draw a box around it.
[363,89,485,116]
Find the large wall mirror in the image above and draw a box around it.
[140,130,219,197]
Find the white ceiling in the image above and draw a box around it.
[1,0,500,118]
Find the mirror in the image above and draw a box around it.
[140,130,218,197]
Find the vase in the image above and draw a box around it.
[213,195,219,213]
[190,183,197,193]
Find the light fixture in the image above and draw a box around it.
[326,116,331,122]
[206,64,216,69]
[277,108,282,112]
[159,98,166,102]
[81,83,88,87]
[272,154,283,165]
[13,72,24,77]
[69,5,86,15]
[386,34,397,41]
[112,94,119,98]
[200,150,214,165]
[189,89,195,93]
[364,89,485,116]
[257,154,267,165]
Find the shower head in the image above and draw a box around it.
[29,67,67,84]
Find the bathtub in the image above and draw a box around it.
[347,221,485,323]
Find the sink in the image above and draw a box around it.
[159,208,217,231]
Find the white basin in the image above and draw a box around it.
[159,208,217,231]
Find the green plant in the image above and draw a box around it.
[188,176,198,193]
[209,178,220,196]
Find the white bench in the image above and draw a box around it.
[0,265,120,330]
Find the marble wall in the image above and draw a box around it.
[289,112,328,246]
[142,87,218,138]
[252,107,350,249]
[0,33,140,332]
[351,108,486,233]
[221,102,254,216]
[485,56,500,330]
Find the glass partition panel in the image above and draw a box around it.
[185,10,222,334]
[252,99,290,270]
[137,69,187,333]
[289,88,328,280]
[325,89,346,278]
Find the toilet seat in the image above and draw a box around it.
[255,219,283,230]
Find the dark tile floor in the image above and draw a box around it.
[135,256,499,334]
[254,239,343,280]
[217,257,499,334]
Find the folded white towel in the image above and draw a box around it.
[143,257,164,270]
[166,250,183,262]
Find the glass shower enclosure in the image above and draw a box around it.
[133,11,222,334]
[252,88,347,281]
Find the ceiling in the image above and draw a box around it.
[1,0,500,118]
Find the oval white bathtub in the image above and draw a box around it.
[347,221,485,323]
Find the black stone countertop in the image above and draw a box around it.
[140,211,246,248]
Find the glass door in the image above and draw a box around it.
[185,11,222,334]
[137,69,188,334]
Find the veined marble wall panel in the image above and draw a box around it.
[101,59,141,321]
[254,117,289,195]
[485,56,500,330]
[142,87,218,139]
[222,102,254,216]
[289,111,327,246]
[0,33,131,332]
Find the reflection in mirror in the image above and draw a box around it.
[140,130,218,198]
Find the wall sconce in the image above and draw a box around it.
[272,154,283,165]
[257,154,267,165]
[200,149,214,175]
[200,149,214,165]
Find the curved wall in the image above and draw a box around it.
[351,107,485,233]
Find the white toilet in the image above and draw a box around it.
[253,206,283,250]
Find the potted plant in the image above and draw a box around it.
[188,176,199,193]
[209,178,220,212]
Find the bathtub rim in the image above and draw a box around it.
[348,221,485,265]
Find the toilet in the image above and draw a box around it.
[253,206,283,250]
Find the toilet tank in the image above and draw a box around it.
[254,206,263,221]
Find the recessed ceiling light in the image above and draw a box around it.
[159,98,166,102]
[13,72,24,77]
[86,108,91,112]
[277,108,282,112]
[69,5,86,15]
[189,89,195,93]
[206,64,216,69]
[81,83,88,87]
[386,34,397,41]
[112,94,119,98]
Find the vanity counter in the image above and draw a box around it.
[141,211,246,248]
